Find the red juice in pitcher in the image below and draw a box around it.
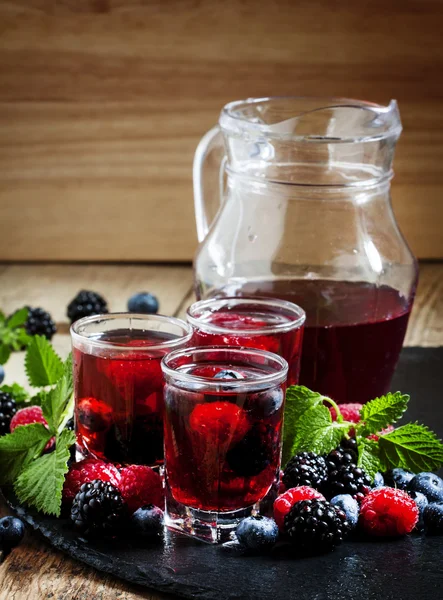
[234,279,413,404]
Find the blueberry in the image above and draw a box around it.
[246,387,284,418]
[383,468,414,490]
[373,472,384,488]
[407,472,443,503]
[131,504,164,538]
[330,494,359,528]
[408,490,428,530]
[423,503,443,535]
[213,370,244,380]
[0,365,4,385]
[127,293,159,314]
[0,516,25,550]
[235,515,278,551]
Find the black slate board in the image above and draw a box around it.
[3,347,443,600]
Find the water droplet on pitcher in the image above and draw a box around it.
[248,232,257,243]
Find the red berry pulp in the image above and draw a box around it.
[219,279,413,404]
[164,365,285,512]
[190,306,304,386]
[74,330,180,466]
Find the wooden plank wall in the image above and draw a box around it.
[0,0,442,261]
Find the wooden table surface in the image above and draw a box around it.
[0,262,442,600]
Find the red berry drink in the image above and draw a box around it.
[207,280,414,404]
[187,298,305,386]
[161,346,288,543]
[71,313,192,466]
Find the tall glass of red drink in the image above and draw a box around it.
[161,346,288,543]
[71,313,192,466]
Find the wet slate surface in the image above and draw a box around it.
[4,347,443,600]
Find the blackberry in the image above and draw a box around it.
[71,479,127,537]
[226,423,277,477]
[0,392,17,436]
[283,452,328,490]
[284,499,350,553]
[23,307,57,340]
[67,290,108,323]
[325,438,358,469]
[324,463,371,500]
[65,417,74,431]
[325,443,357,473]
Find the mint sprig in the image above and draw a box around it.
[0,308,31,364]
[0,423,52,484]
[283,385,443,479]
[358,392,409,436]
[25,335,64,386]
[15,429,75,517]
[378,423,443,473]
[0,338,74,515]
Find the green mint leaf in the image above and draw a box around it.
[0,343,11,365]
[0,423,51,484]
[14,429,76,517]
[282,386,327,466]
[15,328,32,348]
[0,383,30,404]
[25,336,64,387]
[358,392,409,436]
[30,390,49,407]
[357,437,382,480]
[41,355,73,433]
[7,308,29,329]
[378,423,443,473]
[0,311,5,323]
[291,404,351,456]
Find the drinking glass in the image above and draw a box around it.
[161,346,288,543]
[187,297,305,385]
[71,313,192,466]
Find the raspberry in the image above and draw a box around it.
[119,465,163,513]
[359,487,419,536]
[63,458,121,503]
[368,425,395,441]
[273,486,326,531]
[189,402,249,446]
[10,405,54,451]
[10,405,47,431]
[329,403,362,423]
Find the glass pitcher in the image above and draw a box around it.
[193,97,418,404]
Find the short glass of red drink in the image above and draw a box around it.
[187,297,305,386]
[161,346,288,543]
[71,313,192,467]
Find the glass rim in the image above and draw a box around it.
[186,296,306,335]
[70,312,193,352]
[220,96,402,143]
[161,345,288,391]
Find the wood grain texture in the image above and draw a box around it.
[0,0,442,260]
[0,260,442,599]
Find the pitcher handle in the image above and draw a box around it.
[193,125,226,242]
